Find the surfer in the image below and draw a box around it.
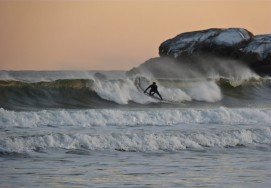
[144,82,163,100]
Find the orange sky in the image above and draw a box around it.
[0,0,271,70]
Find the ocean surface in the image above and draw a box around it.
[0,70,271,187]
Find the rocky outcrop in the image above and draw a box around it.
[158,28,271,75]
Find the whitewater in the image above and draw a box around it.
[1,70,271,187]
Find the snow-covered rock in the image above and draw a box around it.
[242,35,271,60]
[159,28,253,57]
[159,29,221,57]
[158,28,271,75]
[211,28,251,46]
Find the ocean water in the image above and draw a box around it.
[0,70,271,187]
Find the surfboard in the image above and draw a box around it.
[139,84,178,104]
[143,92,163,101]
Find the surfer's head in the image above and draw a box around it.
[153,82,156,85]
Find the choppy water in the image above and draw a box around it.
[1,70,271,187]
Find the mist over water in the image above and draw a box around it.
[132,56,259,80]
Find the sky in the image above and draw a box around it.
[0,0,271,71]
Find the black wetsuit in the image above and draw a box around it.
[144,83,163,100]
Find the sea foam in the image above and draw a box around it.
[1,107,271,128]
[1,127,270,153]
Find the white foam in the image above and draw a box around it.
[93,78,156,104]
[1,127,270,152]
[185,81,222,102]
[221,64,260,86]
[93,76,219,104]
[1,107,271,128]
[158,87,191,102]
[201,58,261,86]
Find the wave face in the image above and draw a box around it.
[0,76,270,110]
[1,69,271,110]
[1,107,271,153]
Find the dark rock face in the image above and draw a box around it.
[159,28,271,75]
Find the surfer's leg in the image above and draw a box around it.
[156,91,163,100]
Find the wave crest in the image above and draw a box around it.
[0,74,271,109]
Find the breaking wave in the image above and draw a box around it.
[1,127,270,153]
[1,74,271,110]
[1,107,271,153]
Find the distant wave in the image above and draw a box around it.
[1,75,271,110]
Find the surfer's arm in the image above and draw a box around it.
[144,85,151,93]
